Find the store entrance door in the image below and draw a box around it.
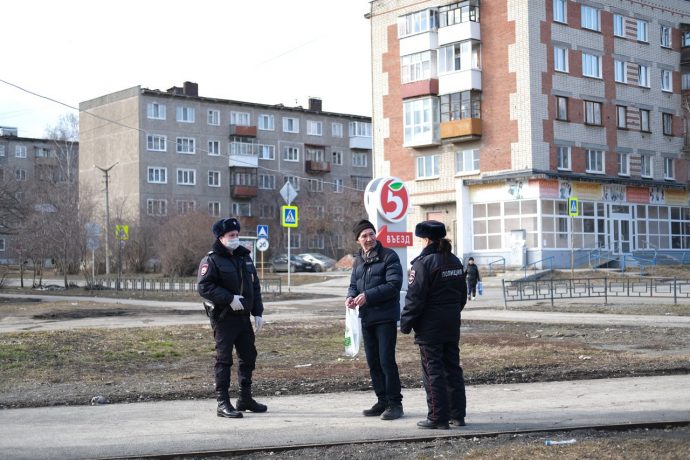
[609,205,632,255]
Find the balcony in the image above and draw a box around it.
[305,160,331,173]
[440,118,482,142]
[438,20,481,46]
[231,185,258,198]
[349,135,372,150]
[438,68,482,94]
[229,124,257,137]
[401,79,439,100]
[399,30,438,57]
[229,142,259,168]
[682,47,690,66]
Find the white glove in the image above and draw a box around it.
[254,316,265,332]
[230,295,245,311]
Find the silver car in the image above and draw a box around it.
[298,253,336,272]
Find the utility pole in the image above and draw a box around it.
[94,162,118,275]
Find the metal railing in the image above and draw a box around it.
[622,253,656,275]
[502,276,690,307]
[523,256,554,278]
[92,277,282,295]
[588,248,616,268]
[486,257,506,276]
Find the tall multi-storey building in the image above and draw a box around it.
[0,127,79,263]
[369,0,690,267]
[78,82,372,260]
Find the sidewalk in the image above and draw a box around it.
[1,375,688,459]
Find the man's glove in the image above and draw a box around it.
[230,295,245,311]
[254,316,265,332]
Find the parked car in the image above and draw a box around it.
[269,254,314,273]
[298,253,336,272]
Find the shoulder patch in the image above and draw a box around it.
[200,263,209,276]
[408,268,416,285]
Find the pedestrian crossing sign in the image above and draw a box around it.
[568,197,579,216]
[257,225,269,238]
[281,205,298,228]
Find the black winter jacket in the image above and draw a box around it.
[466,264,481,282]
[400,243,467,344]
[347,241,403,327]
[197,240,263,318]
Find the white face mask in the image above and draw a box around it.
[224,237,240,250]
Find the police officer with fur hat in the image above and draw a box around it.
[197,217,267,418]
[401,220,468,429]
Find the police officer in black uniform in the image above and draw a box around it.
[400,220,468,429]
[197,217,267,418]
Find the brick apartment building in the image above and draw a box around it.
[0,127,79,263]
[369,0,690,268]
[78,83,372,261]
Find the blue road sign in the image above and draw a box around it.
[257,225,269,238]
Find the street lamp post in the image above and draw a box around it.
[94,162,118,275]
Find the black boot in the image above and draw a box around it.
[380,404,404,420]
[362,401,386,416]
[236,386,268,413]
[216,391,243,418]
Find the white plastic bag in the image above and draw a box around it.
[344,307,362,357]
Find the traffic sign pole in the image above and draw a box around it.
[287,227,291,293]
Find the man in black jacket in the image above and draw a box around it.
[466,257,481,300]
[346,219,404,420]
[197,217,267,418]
[401,220,468,429]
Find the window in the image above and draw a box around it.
[259,144,275,160]
[147,134,167,152]
[177,201,195,215]
[333,178,343,193]
[309,179,324,192]
[352,152,368,167]
[284,176,300,191]
[586,149,604,173]
[664,158,674,180]
[401,51,434,83]
[176,106,195,123]
[618,153,630,176]
[230,111,250,126]
[403,97,439,145]
[0,145,4,156]
[553,0,566,23]
[332,150,343,165]
[417,155,440,178]
[332,123,343,137]
[15,146,27,158]
[440,91,481,121]
[307,233,325,250]
[582,53,602,78]
[581,5,600,31]
[614,60,627,83]
[683,73,690,90]
[438,40,480,73]
[613,14,624,37]
[283,117,299,133]
[0,238,4,251]
[661,69,672,92]
[147,167,167,183]
[15,169,26,181]
[208,140,220,156]
[556,96,568,121]
[472,202,504,250]
[641,155,653,177]
[663,113,673,136]
[684,31,690,47]
[307,120,323,136]
[306,148,325,162]
[147,102,166,120]
[439,1,480,26]
[584,101,602,125]
[232,171,254,186]
[638,64,650,87]
[397,8,438,37]
[349,121,372,137]
[283,146,299,162]
[176,137,195,154]
[636,20,648,42]
[640,109,651,132]
[207,110,220,126]
[455,149,480,173]
[660,25,671,48]
[557,146,571,170]
[258,174,275,190]
[353,176,369,191]
[258,114,274,130]
[208,202,221,217]
[260,204,275,218]
[176,168,196,185]
[289,231,301,249]
[208,170,220,187]
[333,206,345,221]
[232,203,251,217]
[617,105,627,129]
[147,199,167,216]
[554,47,568,72]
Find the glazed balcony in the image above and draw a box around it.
[401,79,439,100]
[305,160,332,173]
[231,185,258,198]
[440,118,482,142]
[229,124,257,137]
[229,142,259,168]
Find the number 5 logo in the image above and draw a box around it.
[378,179,409,222]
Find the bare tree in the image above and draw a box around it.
[0,176,29,236]
[156,211,216,276]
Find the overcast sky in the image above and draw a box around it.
[0,0,373,138]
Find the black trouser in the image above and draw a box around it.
[211,315,257,391]
[418,341,466,423]
[467,279,478,297]
[362,321,403,406]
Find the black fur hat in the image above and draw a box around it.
[212,218,241,238]
[415,220,446,240]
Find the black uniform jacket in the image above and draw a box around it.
[347,241,403,327]
[400,243,467,344]
[197,240,263,317]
